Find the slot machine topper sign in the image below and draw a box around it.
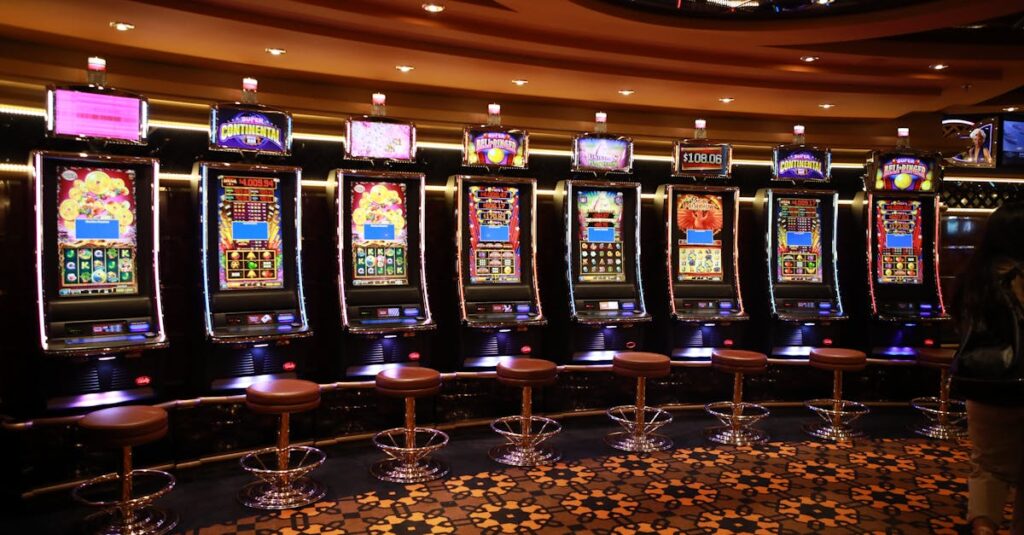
[673,119,733,178]
[210,78,293,155]
[345,93,416,161]
[572,113,633,174]
[868,129,941,193]
[772,125,831,182]
[462,104,528,168]
[47,57,148,144]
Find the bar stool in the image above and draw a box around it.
[804,348,870,442]
[73,406,177,535]
[911,348,967,440]
[239,379,326,510]
[705,349,770,446]
[606,352,673,452]
[490,358,561,466]
[372,367,449,483]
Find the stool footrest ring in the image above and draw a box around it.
[910,396,967,441]
[605,405,673,452]
[371,427,450,483]
[239,446,327,510]
[489,415,562,466]
[72,469,178,535]
[704,401,770,446]
[804,398,870,442]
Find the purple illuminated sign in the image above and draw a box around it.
[211,105,291,154]
[50,88,145,143]
[572,135,632,173]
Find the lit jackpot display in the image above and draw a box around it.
[350,181,409,287]
[576,189,625,283]
[675,193,724,282]
[467,185,521,284]
[775,197,823,284]
[217,176,284,290]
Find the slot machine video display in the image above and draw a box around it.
[449,176,544,369]
[857,128,946,358]
[755,125,844,358]
[195,78,310,392]
[558,180,649,362]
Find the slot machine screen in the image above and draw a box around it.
[351,181,409,286]
[468,185,521,284]
[573,136,632,173]
[1001,117,1024,167]
[876,199,923,284]
[217,176,284,290]
[577,189,625,283]
[56,166,138,296]
[776,197,822,283]
[675,193,724,282]
[346,119,415,161]
[50,88,145,143]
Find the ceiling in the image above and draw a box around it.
[0,0,1021,146]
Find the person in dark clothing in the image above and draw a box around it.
[953,202,1024,535]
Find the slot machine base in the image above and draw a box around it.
[39,354,160,413]
[768,321,843,359]
[669,321,746,361]
[458,327,543,370]
[341,332,432,379]
[568,323,645,363]
[867,320,947,360]
[203,343,302,393]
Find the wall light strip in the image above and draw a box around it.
[148,119,208,132]
[0,104,45,117]
[293,132,345,143]
[0,163,32,174]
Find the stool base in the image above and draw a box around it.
[605,406,673,452]
[239,445,327,510]
[910,396,967,441]
[804,399,869,442]
[704,401,770,446]
[82,505,178,535]
[489,415,562,467]
[73,469,177,535]
[372,427,449,484]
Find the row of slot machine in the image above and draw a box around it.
[20,59,947,414]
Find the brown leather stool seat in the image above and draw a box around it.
[711,349,768,375]
[613,352,671,378]
[809,348,867,372]
[246,379,321,414]
[376,367,442,398]
[917,348,956,369]
[80,406,169,448]
[497,358,557,388]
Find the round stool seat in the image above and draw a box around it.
[711,349,768,375]
[497,358,557,387]
[80,406,168,448]
[917,348,956,369]
[246,379,321,415]
[613,352,671,378]
[376,367,442,398]
[809,348,867,372]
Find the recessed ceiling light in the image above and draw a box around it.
[816,0,833,5]
[1005,106,1020,112]
[929,63,949,71]
[265,48,286,56]
[719,97,735,103]
[800,56,820,63]
[395,65,415,73]
[422,3,445,13]
[512,79,528,86]
[819,103,835,109]
[618,89,635,96]
[109,21,135,31]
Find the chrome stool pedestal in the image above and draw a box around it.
[240,379,326,510]
[704,350,770,446]
[607,352,673,453]
[490,358,561,466]
[912,349,967,440]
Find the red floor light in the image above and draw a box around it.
[723,339,734,347]
[822,338,834,346]
[408,352,421,361]
[520,345,532,354]
[924,338,935,346]
[282,361,297,371]
[134,375,151,386]
[625,341,637,349]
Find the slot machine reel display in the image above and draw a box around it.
[557,179,649,363]
[24,57,167,413]
[196,78,310,393]
[755,125,845,358]
[656,120,745,360]
[857,128,947,358]
[333,94,433,377]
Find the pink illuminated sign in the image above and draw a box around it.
[51,89,144,143]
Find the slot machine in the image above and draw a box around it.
[332,94,434,377]
[754,125,845,357]
[855,128,947,358]
[26,57,167,412]
[555,113,649,363]
[655,120,746,360]
[446,104,544,369]
[195,78,311,392]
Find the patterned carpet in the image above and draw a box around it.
[195,438,979,534]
